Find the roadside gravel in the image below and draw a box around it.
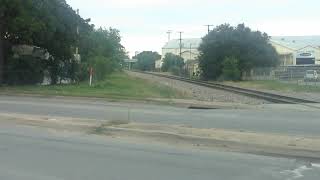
[2,113,320,161]
[223,82,320,103]
[127,71,268,105]
[247,89,320,103]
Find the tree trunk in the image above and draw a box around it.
[0,23,4,85]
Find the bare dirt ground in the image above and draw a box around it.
[1,113,320,160]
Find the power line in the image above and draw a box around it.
[204,24,214,34]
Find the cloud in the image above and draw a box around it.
[67,0,320,57]
[122,35,167,57]
[69,0,184,9]
[252,18,320,36]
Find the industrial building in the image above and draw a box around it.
[157,36,320,73]
[270,36,320,66]
[159,38,201,74]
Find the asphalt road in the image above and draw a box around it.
[0,95,320,136]
[0,124,319,180]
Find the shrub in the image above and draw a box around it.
[162,53,185,73]
[222,57,241,81]
[89,56,113,81]
[6,56,45,85]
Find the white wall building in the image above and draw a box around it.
[158,38,201,73]
[162,38,202,62]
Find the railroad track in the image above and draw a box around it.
[136,71,319,104]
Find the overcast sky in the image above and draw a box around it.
[67,0,320,57]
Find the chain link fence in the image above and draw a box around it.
[243,65,320,86]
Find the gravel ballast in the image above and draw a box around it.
[127,71,268,105]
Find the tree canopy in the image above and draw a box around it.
[161,53,185,75]
[0,0,126,84]
[198,24,279,80]
[133,51,161,71]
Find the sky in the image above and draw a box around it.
[67,0,320,57]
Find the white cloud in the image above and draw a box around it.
[67,0,320,57]
[252,18,320,36]
[69,0,185,9]
[122,35,167,57]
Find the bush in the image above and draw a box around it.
[169,66,182,76]
[6,56,45,85]
[133,51,161,71]
[222,57,241,81]
[89,56,113,81]
[161,53,185,73]
[77,62,90,82]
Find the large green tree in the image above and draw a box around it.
[78,28,127,81]
[0,0,39,83]
[0,0,126,84]
[0,0,92,84]
[133,51,161,71]
[198,24,279,80]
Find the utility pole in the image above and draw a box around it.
[166,30,172,42]
[189,43,192,61]
[76,9,79,54]
[204,24,214,34]
[178,31,183,57]
[75,9,80,63]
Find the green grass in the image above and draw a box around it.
[223,80,320,93]
[0,72,186,100]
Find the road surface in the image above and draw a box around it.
[0,123,319,180]
[0,95,320,136]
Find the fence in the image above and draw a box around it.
[243,65,320,86]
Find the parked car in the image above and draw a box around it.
[304,70,318,82]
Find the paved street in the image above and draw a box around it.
[0,95,320,136]
[0,123,320,180]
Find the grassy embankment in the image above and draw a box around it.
[223,80,320,93]
[0,72,186,100]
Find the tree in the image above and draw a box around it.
[133,51,161,71]
[80,28,126,69]
[0,0,126,85]
[0,0,38,84]
[6,56,45,85]
[89,56,113,81]
[161,53,185,74]
[198,24,279,80]
[222,57,241,81]
[77,27,126,81]
[0,0,92,84]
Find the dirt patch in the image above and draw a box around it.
[1,113,320,160]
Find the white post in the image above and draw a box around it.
[89,67,93,86]
[89,75,93,86]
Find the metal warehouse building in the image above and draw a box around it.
[270,36,320,66]
[158,36,320,71]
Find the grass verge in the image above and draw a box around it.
[223,80,320,93]
[0,72,187,100]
